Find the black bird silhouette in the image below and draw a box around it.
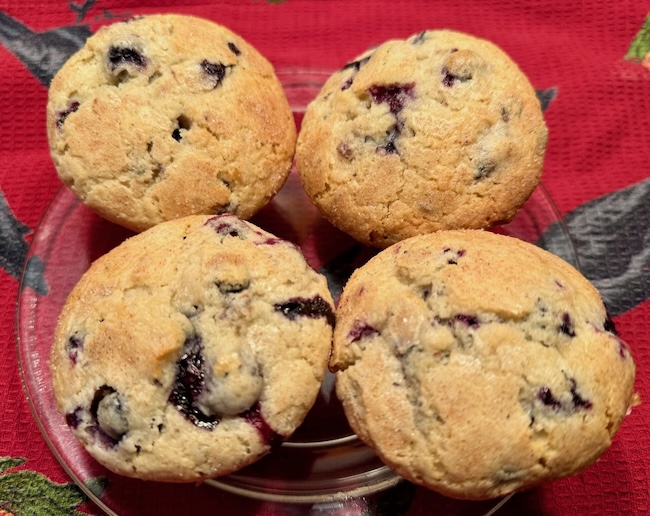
[0,10,91,85]
[538,178,650,316]
[0,191,47,294]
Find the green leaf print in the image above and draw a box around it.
[0,458,26,475]
[625,14,650,61]
[0,456,105,515]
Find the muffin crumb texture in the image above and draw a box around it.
[332,230,636,500]
[47,14,296,232]
[51,214,334,481]
[297,30,548,248]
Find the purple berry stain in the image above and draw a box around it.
[348,319,380,343]
[274,295,335,327]
[168,335,219,430]
[367,82,415,154]
[536,379,592,413]
[441,62,472,87]
[569,378,593,410]
[205,215,246,238]
[454,314,480,329]
[65,406,84,429]
[601,313,630,359]
[252,229,284,246]
[441,68,456,87]
[536,386,562,410]
[66,333,84,365]
[559,312,576,337]
[240,402,283,447]
[443,247,466,264]
[107,45,147,72]
[618,339,630,359]
[55,101,80,129]
[369,83,415,114]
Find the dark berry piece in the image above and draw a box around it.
[257,236,283,246]
[536,386,562,410]
[342,55,371,72]
[618,339,630,359]
[90,386,115,420]
[454,314,480,329]
[559,312,576,337]
[55,101,80,130]
[240,402,283,447]
[443,247,466,264]
[341,55,372,90]
[168,335,219,430]
[171,115,192,142]
[274,295,335,327]
[377,124,401,154]
[341,77,354,91]
[348,319,380,343]
[441,65,474,87]
[500,106,510,122]
[228,42,241,55]
[604,314,619,336]
[65,407,84,429]
[66,332,84,365]
[569,378,593,410]
[441,68,456,87]
[201,59,228,88]
[475,161,496,180]
[89,385,128,446]
[96,389,129,441]
[107,45,148,72]
[337,141,353,160]
[369,83,415,114]
[205,215,247,239]
[251,228,284,246]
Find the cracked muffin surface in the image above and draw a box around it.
[51,214,334,481]
[331,230,636,500]
[47,14,296,232]
[296,30,547,248]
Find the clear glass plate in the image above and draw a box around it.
[16,71,579,515]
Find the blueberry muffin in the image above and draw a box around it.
[331,230,636,500]
[47,14,296,232]
[50,214,335,481]
[296,30,548,248]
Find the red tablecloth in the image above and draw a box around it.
[1,0,649,514]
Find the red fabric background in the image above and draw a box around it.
[1,0,649,514]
